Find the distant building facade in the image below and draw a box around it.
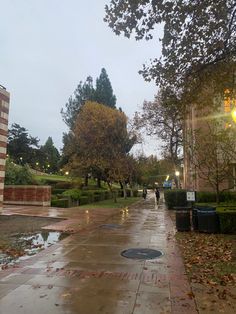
[183,94,236,192]
[0,85,10,212]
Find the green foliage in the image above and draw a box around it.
[105,1,236,89]
[61,69,116,130]
[7,123,39,165]
[79,196,89,205]
[54,181,73,189]
[94,191,105,201]
[5,161,36,185]
[164,189,187,209]
[196,192,217,203]
[51,198,70,208]
[39,137,60,173]
[94,194,101,202]
[217,207,236,234]
[51,189,67,195]
[94,68,116,108]
[62,189,81,200]
[197,191,236,203]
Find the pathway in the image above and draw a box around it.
[0,193,198,314]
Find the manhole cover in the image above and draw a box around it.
[121,248,163,260]
[100,224,122,229]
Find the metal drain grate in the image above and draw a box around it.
[99,224,122,229]
[121,248,163,260]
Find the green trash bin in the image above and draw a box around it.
[174,207,191,231]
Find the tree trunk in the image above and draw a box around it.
[216,184,220,204]
[84,175,88,187]
[107,181,117,203]
[97,177,101,188]
[122,181,127,199]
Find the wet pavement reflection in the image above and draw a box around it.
[0,193,197,313]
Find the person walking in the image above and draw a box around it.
[142,188,147,200]
[155,187,160,203]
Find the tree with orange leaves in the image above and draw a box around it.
[68,101,136,200]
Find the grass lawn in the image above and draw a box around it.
[80,197,141,209]
[34,174,71,182]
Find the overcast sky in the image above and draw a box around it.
[1,0,162,155]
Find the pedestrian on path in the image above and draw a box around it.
[155,187,160,203]
[142,188,147,200]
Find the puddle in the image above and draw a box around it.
[0,231,68,269]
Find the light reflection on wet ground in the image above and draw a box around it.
[0,194,197,313]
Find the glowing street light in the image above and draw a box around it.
[175,171,180,177]
[231,107,236,123]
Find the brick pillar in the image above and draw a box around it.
[0,86,10,213]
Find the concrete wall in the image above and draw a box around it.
[0,86,10,212]
[4,185,51,206]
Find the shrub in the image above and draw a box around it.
[81,191,94,203]
[196,191,216,203]
[104,191,112,200]
[164,190,187,209]
[52,188,67,195]
[133,189,139,197]
[216,206,236,234]
[5,162,36,185]
[79,196,89,205]
[94,191,105,201]
[197,191,236,203]
[51,198,70,208]
[62,189,81,200]
[54,181,73,189]
[94,194,101,202]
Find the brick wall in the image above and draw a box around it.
[4,185,51,206]
[0,87,9,212]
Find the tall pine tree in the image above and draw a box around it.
[94,68,116,108]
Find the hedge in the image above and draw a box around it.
[164,190,187,209]
[94,194,101,202]
[217,206,236,234]
[81,191,94,203]
[52,188,68,195]
[94,191,105,201]
[197,191,236,203]
[79,196,89,205]
[62,189,81,200]
[51,198,70,208]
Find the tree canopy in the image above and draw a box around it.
[105,1,236,90]
[134,88,183,169]
[40,137,60,173]
[61,68,117,129]
[67,101,136,190]
[7,123,39,165]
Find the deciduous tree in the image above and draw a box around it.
[68,101,136,199]
[105,0,236,90]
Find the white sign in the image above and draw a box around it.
[187,191,196,202]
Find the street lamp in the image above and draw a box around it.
[175,171,180,189]
[231,107,236,123]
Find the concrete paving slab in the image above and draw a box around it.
[0,194,198,313]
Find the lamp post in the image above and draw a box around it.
[231,107,236,123]
[175,170,180,189]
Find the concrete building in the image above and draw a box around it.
[0,85,10,212]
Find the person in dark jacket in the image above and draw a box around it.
[155,188,160,203]
[142,188,147,200]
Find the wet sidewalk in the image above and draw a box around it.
[0,195,198,314]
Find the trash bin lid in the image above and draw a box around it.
[194,206,216,211]
[174,206,191,210]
